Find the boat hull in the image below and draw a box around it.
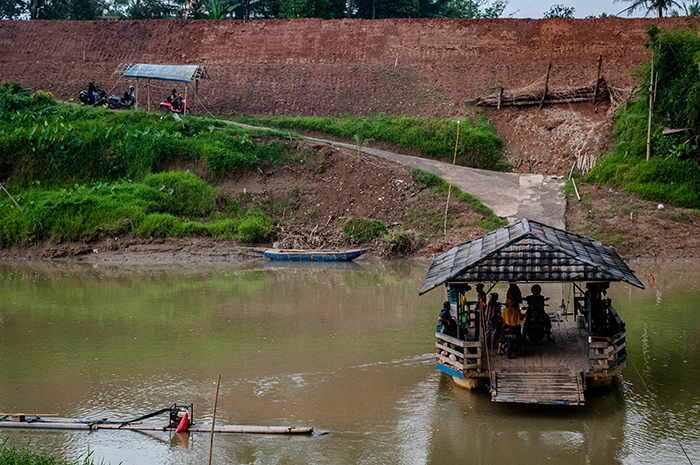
[259,249,368,262]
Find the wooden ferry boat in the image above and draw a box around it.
[419,218,644,405]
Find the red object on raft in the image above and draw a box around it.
[175,411,189,432]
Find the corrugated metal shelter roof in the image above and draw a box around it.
[122,64,202,83]
[419,218,644,295]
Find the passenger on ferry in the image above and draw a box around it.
[484,292,501,350]
[474,283,486,336]
[524,284,553,342]
[499,283,523,354]
[438,301,457,337]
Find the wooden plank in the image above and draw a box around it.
[435,343,465,358]
[437,354,464,370]
[435,333,467,348]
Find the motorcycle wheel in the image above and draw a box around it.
[108,101,117,109]
[160,105,169,114]
[506,340,514,359]
[185,108,191,115]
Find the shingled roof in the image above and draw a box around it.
[419,218,644,295]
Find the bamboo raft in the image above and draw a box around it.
[0,415,313,435]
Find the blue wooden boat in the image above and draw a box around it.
[257,248,369,262]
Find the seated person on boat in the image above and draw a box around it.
[523,284,553,342]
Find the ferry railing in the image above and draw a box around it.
[435,329,482,374]
[587,304,627,376]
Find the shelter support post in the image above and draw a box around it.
[135,78,139,110]
[147,81,150,112]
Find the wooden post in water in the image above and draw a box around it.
[208,374,221,465]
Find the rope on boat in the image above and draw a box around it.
[628,355,693,465]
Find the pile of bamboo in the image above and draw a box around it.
[470,61,632,112]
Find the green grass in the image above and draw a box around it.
[588,100,700,209]
[0,438,104,465]
[342,218,387,243]
[233,114,505,171]
[0,89,291,186]
[0,173,274,246]
[413,169,507,231]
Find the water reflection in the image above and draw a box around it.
[0,261,698,464]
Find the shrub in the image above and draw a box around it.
[342,218,387,243]
[143,171,217,218]
[136,213,181,238]
[237,212,274,242]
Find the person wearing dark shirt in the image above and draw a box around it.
[88,79,98,103]
[438,301,457,337]
[524,284,552,342]
[123,86,135,106]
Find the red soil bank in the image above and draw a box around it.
[1,18,697,117]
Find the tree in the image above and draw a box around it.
[126,0,176,17]
[543,3,574,17]
[68,0,99,19]
[199,0,236,17]
[279,0,344,17]
[353,0,418,18]
[0,0,27,18]
[613,0,681,17]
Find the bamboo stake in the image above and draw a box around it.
[444,120,460,238]
[208,374,221,465]
[592,55,602,105]
[539,63,551,110]
[0,183,23,211]
[497,87,503,110]
[572,177,581,201]
[646,52,654,162]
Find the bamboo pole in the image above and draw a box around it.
[0,183,23,211]
[208,374,221,465]
[646,53,654,162]
[539,63,552,110]
[592,55,602,105]
[497,87,503,110]
[443,120,460,239]
[572,177,581,201]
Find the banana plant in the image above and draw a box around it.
[201,0,237,18]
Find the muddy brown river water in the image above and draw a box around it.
[0,260,698,464]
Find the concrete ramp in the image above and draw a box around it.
[491,372,584,405]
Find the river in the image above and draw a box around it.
[0,260,698,464]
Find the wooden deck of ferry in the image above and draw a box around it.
[489,320,587,405]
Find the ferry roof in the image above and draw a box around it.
[419,218,644,295]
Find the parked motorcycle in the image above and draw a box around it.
[79,88,108,107]
[502,325,519,359]
[159,97,190,115]
[108,94,134,110]
[525,315,546,343]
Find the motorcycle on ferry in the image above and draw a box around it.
[502,325,519,359]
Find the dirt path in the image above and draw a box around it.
[221,119,566,228]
